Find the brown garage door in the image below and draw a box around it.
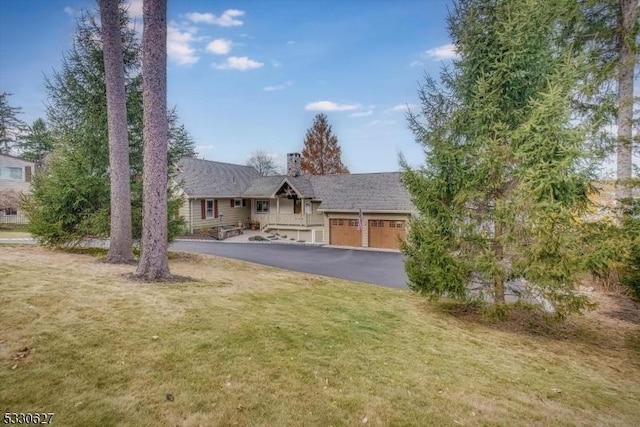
[330,219,362,247]
[368,220,406,249]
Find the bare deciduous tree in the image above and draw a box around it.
[247,150,279,176]
[0,189,21,211]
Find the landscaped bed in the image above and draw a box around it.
[0,246,638,426]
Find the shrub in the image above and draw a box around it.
[24,149,185,247]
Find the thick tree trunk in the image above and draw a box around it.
[99,0,135,264]
[615,0,637,204]
[135,0,171,280]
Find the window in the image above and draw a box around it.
[234,198,243,208]
[0,166,22,180]
[2,208,17,216]
[348,219,357,227]
[206,199,214,218]
[256,200,269,213]
[370,220,384,227]
[294,199,302,214]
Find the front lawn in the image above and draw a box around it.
[1,246,638,426]
[0,223,30,238]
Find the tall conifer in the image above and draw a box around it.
[402,0,594,316]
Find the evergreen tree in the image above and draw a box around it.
[570,0,638,204]
[301,113,349,175]
[18,118,53,165]
[24,1,195,247]
[99,0,136,264]
[402,0,594,316]
[0,92,26,155]
[135,0,172,280]
[613,0,637,202]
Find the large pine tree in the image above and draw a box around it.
[0,93,25,155]
[18,118,53,165]
[24,1,195,247]
[301,113,349,175]
[402,0,594,316]
[99,0,136,264]
[135,0,172,280]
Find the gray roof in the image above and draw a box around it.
[242,175,316,198]
[175,157,259,198]
[242,175,284,197]
[309,173,415,212]
[287,176,315,198]
[176,157,414,213]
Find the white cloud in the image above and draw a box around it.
[186,9,245,27]
[304,101,360,112]
[388,104,416,112]
[410,60,423,67]
[349,110,373,117]
[215,56,264,70]
[206,38,232,55]
[168,24,199,65]
[286,40,295,45]
[126,0,143,18]
[263,81,293,91]
[366,119,396,127]
[423,43,459,60]
[64,6,79,17]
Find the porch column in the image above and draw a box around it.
[276,198,280,224]
[303,198,308,226]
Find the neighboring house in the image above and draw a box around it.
[175,153,416,249]
[0,153,35,224]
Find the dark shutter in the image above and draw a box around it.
[214,200,219,218]
[25,166,32,183]
[201,200,206,219]
[230,198,234,208]
[242,198,247,207]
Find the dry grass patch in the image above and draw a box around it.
[0,231,31,238]
[1,246,639,426]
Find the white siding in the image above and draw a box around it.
[0,155,35,224]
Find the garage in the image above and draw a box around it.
[368,220,406,249]
[329,218,362,247]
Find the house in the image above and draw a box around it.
[0,153,35,224]
[175,153,416,249]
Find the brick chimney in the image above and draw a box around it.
[287,152,301,177]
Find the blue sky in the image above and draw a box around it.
[0,0,456,173]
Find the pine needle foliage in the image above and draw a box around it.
[402,0,596,317]
[23,3,195,247]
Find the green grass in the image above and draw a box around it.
[0,223,30,238]
[1,246,639,426]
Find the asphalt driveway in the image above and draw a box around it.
[170,241,409,289]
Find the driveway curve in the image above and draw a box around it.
[170,241,409,289]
